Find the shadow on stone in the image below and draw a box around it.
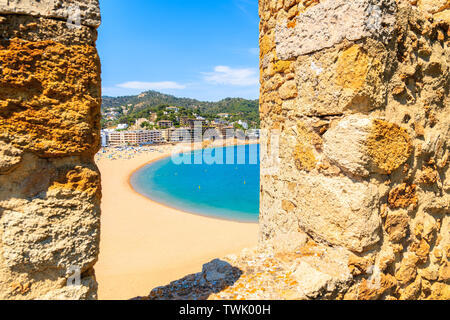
[135,259,243,300]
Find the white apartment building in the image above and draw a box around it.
[108,130,163,146]
[100,130,108,147]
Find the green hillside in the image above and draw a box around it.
[102,90,260,128]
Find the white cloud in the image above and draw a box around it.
[202,66,259,87]
[248,47,259,55]
[117,81,186,90]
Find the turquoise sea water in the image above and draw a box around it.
[130,144,260,222]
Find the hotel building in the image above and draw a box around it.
[157,120,174,129]
[108,130,163,146]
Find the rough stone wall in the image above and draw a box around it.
[0,0,101,299]
[259,0,449,299]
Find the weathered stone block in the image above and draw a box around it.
[323,115,372,177]
[0,38,101,158]
[323,115,413,176]
[292,174,382,252]
[275,0,397,59]
[295,41,389,116]
[0,14,98,46]
[0,0,101,27]
[0,0,101,300]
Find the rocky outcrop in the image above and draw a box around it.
[0,1,101,299]
[258,0,449,300]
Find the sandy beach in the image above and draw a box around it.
[95,140,259,300]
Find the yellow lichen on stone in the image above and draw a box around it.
[50,166,101,197]
[427,282,450,300]
[336,44,369,90]
[388,183,418,209]
[287,19,297,28]
[0,39,101,158]
[272,60,291,73]
[260,33,275,57]
[418,166,439,185]
[297,121,322,148]
[294,142,316,172]
[293,122,319,172]
[353,273,397,300]
[366,120,413,174]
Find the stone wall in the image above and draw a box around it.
[259,0,449,299]
[0,0,101,299]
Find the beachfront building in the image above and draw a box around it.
[160,128,170,142]
[179,116,190,127]
[162,127,206,143]
[185,119,207,128]
[219,126,236,139]
[247,129,260,139]
[101,130,109,147]
[169,128,195,142]
[108,130,163,146]
[157,120,173,129]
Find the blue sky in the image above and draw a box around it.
[98,0,260,101]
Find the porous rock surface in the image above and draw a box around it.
[0,0,101,300]
[0,0,101,27]
[257,0,449,300]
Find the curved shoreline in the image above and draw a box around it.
[95,139,259,299]
[126,142,259,224]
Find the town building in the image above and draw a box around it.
[220,126,236,138]
[100,130,109,147]
[180,116,190,127]
[212,119,227,126]
[247,129,260,139]
[157,120,174,129]
[169,128,196,142]
[185,119,206,128]
[162,127,211,143]
[160,128,171,142]
[108,130,163,146]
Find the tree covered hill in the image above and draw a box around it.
[102,90,260,128]
[102,90,258,115]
